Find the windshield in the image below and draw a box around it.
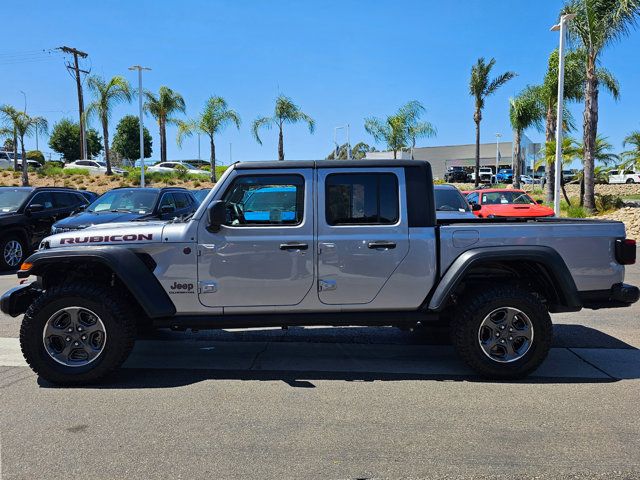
[435,188,470,212]
[178,162,197,169]
[88,190,158,214]
[0,189,31,213]
[499,169,512,174]
[193,189,210,204]
[480,191,535,205]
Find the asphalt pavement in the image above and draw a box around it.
[0,259,639,479]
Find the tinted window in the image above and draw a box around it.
[222,175,304,226]
[435,188,470,212]
[53,192,82,208]
[325,173,398,225]
[466,192,479,204]
[30,192,55,209]
[159,193,176,210]
[173,192,191,209]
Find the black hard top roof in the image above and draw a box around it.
[233,159,431,170]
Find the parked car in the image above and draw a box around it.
[608,169,640,184]
[191,188,211,205]
[469,166,494,183]
[65,160,127,175]
[147,161,209,175]
[465,189,554,218]
[496,168,513,183]
[6,159,637,385]
[519,175,544,185]
[0,186,89,269]
[51,187,198,234]
[562,169,578,183]
[16,159,43,170]
[443,166,469,183]
[0,150,20,169]
[434,184,477,220]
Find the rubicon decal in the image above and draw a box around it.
[60,233,154,245]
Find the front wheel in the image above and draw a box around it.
[20,282,137,385]
[0,235,26,270]
[451,285,552,379]
[626,178,635,184]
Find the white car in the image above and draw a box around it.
[520,175,544,185]
[608,169,640,184]
[65,160,126,175]
[146,161,209,175]
[469,167,494,183]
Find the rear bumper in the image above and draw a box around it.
[580,283,640,310]
[0,283,41,317]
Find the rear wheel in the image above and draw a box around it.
[626,178,635,184]
[451,285,552,379]
[0,235,26,270]
[20,282,136,385]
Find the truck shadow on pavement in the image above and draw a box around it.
[36,324,640,389]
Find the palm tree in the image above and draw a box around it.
[536,137,581,205]
[576,135,618,205]
[176,96,241,182]
[0,105,20,170]
[364,114,407,159]
[398,101,437,159]
[509,88,545,189]
[252,95,315,160]
[533,48,620,204]
[86,75,132,175]
[144,86,186,163]
[621,131,640,170]
[469,57,516,187]
[12,112,48,186]
[562,0,640,212]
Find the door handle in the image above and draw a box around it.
[367,241,396,249]
[279,242,308,251]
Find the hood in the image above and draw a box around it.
[43,222,166,250]
[52,211,153,231]
[486,204,555,217]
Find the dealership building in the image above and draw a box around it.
[364,134,541,180]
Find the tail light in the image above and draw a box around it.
[615,239,636,265]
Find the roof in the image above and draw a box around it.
[109,186,189,192]
[0,186,88,192]
[466,188,528,194]
[233,159,431,170]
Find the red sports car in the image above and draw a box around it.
[465,189,554,218]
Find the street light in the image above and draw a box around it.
[128,65,151,187]
[551,13,577,216]
[495,133,502,175]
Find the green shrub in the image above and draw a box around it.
[41,165,64,176]
[595,194,623,213]
[26,150,45,164]
[62,168,90,176]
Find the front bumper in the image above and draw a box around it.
[0,283,41,317]
[580,283,640,310]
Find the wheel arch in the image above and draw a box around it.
[20,246,176,319]
[427,246,582,313]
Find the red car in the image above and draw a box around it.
[465,189,554,218]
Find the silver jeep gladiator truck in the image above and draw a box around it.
[2,160,638,384]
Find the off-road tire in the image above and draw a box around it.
[451,285,552,379]
[0,234,26,270]
[20,282,136,385]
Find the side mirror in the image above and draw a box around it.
[26,203,44,214]
[536,200,544,205]
[471,203,481,211]
[207,200,227,233]
[160,204,176,215]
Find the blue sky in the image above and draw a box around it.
[2,0,639,164]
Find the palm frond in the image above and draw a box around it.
[251,116,272,145]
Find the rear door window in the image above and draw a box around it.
[325,173,398,225]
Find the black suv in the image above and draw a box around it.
[444,166,470,183]
[51,187,197,234]
[0,187,89,269]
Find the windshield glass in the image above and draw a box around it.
[193,189,210,204]
[0,189,31,213]
[178,162,196,169]
[481,191,535,205]
[89,190,158,214]
[499,169,512,174]
[435,188,470,212]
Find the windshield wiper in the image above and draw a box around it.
[110,209,134,213]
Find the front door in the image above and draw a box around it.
[197,169,314,308]
[317,168,409,305]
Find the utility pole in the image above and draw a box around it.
[58,46,89,159]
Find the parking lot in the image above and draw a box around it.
[0,257,639,479]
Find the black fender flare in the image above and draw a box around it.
[427,246,581,312]
[19,246,176,318]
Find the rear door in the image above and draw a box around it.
[317,167,409,305]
